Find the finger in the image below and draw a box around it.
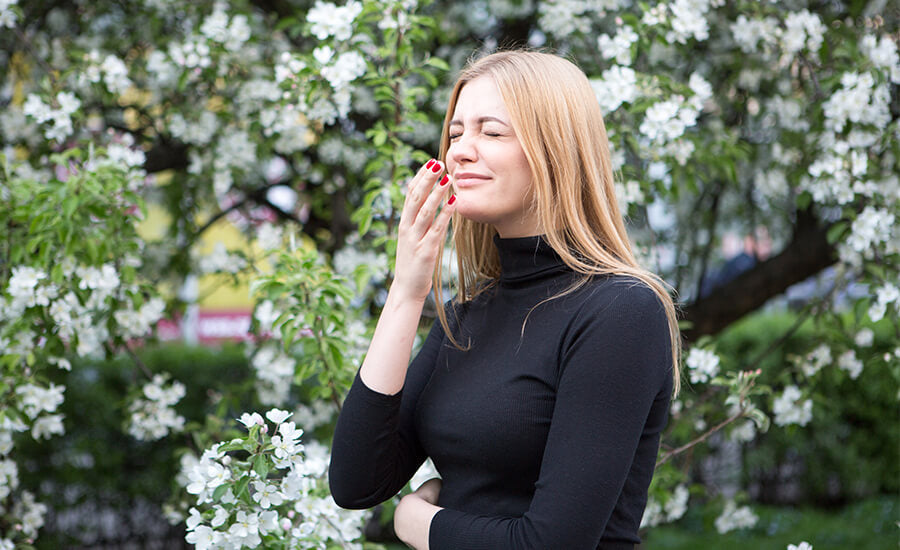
[423,193,456,246]
[404,159,435,198]
[403,158,441,207]
[403,160,445,229]
[411,171,450,234]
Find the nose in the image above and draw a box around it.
[448,132,477,166]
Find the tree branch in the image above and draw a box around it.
[681,211,837,342]
[657,406,746,467]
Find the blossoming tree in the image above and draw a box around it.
[0,0,897,547]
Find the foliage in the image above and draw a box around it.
[13,343,251,548]
[1,0,898,547]
[641,495,897,550]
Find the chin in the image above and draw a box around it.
[451,198,495,226]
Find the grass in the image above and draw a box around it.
[382,496,898,549]
[641,496,898,550]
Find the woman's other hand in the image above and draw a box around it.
[392,159,455,304]
[412,477,442,505]
[395,477,443,549]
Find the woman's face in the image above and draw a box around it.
[446,76,540,238]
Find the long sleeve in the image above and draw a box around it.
[329,318,446,509]
[427,283,673,549]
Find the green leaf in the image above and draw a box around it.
[234,475,251,498]
[424,56,450,71]
[253,453,269,479]
[826,221,848,244]
[217,440,245,452]
[212,483,229,502]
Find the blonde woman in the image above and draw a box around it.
[329,51,681,550]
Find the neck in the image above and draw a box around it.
[492,234,570,286]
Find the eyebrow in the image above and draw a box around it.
[448,116,510,127]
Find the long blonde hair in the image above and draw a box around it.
[432,50,681,394]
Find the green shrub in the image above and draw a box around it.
[715,312,899,505]
[15,343,253,548]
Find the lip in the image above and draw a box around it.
[453,172,491,188]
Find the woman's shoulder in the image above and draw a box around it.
[582,273,662,307]
[578,273,666,311]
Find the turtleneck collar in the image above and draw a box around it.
[493,234,570,286]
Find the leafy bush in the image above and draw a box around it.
[714,312,899,505]
[14,344,253,548]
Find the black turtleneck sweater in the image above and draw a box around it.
[329,235,673,549]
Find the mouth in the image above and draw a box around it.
[453,172,491,188]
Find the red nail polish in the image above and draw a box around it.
[431,161,442,173]
[426,159,435,169]
[448,195,456,205]
[439,174,449,186]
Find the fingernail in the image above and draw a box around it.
[426,159,435,169]
[439,174,449,186]
[448,195,456,205]
[430,161,442,173]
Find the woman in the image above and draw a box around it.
[329,50,681,550]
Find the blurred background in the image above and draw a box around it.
[1,0,898,548]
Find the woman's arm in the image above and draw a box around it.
[329,159,455,508]
[360,159,454,395]
[417,283,674,549]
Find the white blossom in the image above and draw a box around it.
[293,400,336,431]
[100,55,132,94]
[615,180,645,210]
[640,484,689,528]
[788,543,814,550]
[0,458,19,499]
[598,25,638,65]
[846,207,895,255]
[321,51,367,91]
[731,15,779,53]
[228,510,262,547]
[169,111,219,146]
[14,491,47,538]
[801,344,831,377]
[868,283,899,322]
[823,72,891,133]
[128,374,186,440]
[31,414,65,440]
[266,408,292,424]
[714,499,758,533]
[590,66,639,113]
[640,100,697,144]
[685,347,720,384]
[773,385,813,427]
[837,350,863,379]
[114,297,166,338]
[782,10,826,56]
[0,0,18,28]
[729,419,757,443]
[252,345,296,405]
[239,412,265,428]
[666,0,712,44]
[538,0,592,38]
[854,328,874,347]
[16,383,65,419]
[860,34,900,83]
[252,480,284,509]
[185,524,217,550]
[663,484,690,521]
[169,36,212,69]
[197,242,247,274]
[307,1,362,41]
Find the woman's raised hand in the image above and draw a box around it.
[392,159,456,304]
